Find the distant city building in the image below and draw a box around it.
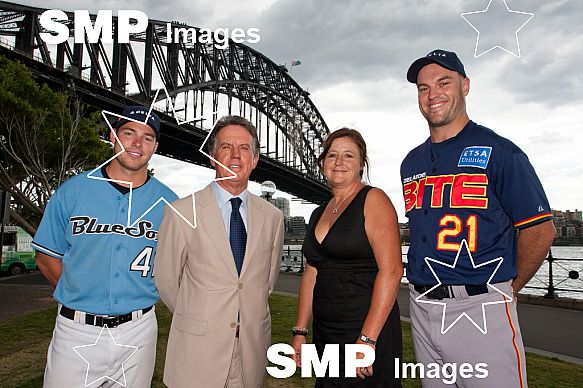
[259,194,304,241]
[551,209,583,245]
[566,226,577,238]
[552,209,582,221]
[568,209,582,221]
[287,216,307,237]
[274,197,290,217]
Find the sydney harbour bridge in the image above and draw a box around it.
[0,1,331,206]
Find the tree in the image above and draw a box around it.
[0,55,111,235]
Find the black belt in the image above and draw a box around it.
[414,284,489,300]
[60,305,153,328]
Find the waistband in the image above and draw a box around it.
[59,305,153,328]
[413,284,489,300]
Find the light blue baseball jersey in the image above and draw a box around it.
[32,168,178,315]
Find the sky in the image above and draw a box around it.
[17,0,583,222]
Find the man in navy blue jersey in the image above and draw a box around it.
[401,49,556,387]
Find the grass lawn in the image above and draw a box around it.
[1,294,582,387]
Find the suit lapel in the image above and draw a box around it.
[240,194,265,277]
[196,185,238,280]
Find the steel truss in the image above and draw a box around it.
[0,1,331,203]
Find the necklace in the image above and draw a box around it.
[331,188,358,213]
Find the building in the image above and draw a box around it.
[274,197,290,217]
[567,209,582,221]
[552,209,583,245]
[260,194,290,218]
[259,194,303,242]
[286,216,307,237]
[553,209,582,221]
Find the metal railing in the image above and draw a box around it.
[524,250,583,299]
[280,246,307,273]
[280,249,583,299]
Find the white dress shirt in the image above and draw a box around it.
[211,181,249,235]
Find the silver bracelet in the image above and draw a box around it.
[359,333,377,347]
[292,327,308,336]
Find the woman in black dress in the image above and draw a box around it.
[292,128,403,387]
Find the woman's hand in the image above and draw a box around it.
[355,339,375,379]
[291,335,306,367]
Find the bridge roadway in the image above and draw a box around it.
[1,272,582,363]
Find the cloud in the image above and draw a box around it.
[149,155,215,197]
[23,0,583,108]
[13,0,583,218]
[529,130,573,145]
[253,0,471,87]
[460,0,583,107]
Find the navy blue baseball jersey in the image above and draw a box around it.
[401,121,552,286]
[32,168,178,315]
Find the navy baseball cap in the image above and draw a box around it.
[406,49,467,83]
[115,106,161,140]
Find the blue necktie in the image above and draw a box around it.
[229,197,246,276]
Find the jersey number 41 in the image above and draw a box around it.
[130,246,154,277]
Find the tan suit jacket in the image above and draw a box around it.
[154,184,284,388]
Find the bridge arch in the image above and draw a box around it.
[0,1,331,203]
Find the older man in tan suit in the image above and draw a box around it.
[155,115,284,388]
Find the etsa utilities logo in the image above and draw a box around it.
[458,146,492,169]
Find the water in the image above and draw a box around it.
[281,245,583,300]
[527,246,583,299]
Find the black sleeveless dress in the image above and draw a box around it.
[302,186,402,387]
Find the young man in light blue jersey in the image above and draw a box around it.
[33,106,178,388]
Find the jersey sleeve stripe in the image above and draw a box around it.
[513,213,553,228]
[31,242,64,259]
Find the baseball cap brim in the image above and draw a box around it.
[115,118,160,139]
[113,105,161,141]
[406,57,466,84]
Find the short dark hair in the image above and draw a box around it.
[317,127,370,179]
[207,115,260,156]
